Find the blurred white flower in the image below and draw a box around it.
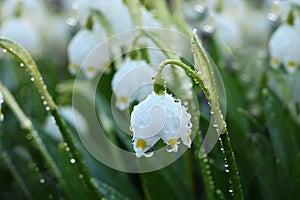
[130,92,192,157]
[0,91,4,122]
[67,28,108,78]
[269,24,300,73]
[112,59,155,110]
[0,18,41,56]
[0,0,45,25]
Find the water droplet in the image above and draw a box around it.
[174,99,180,103]
[224,164,228,168]
[129,126,134,131]
[43,101,48,105]
[20,63,24,67]
[225,169,229,173]
[3,49,7,53]
[66,18,77,26]
[229,189,233,193]
[65,147,70,152]
[78,174,83,179]
[30,77,35,82]
[267,12,278,22]
[144,149,154,157]
[166,145,174,152]
[194,4,205,13]
[70,158,76,164]
[45,106,50,111]
[40,178,45,184]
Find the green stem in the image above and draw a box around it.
[0,38,101,199]
[123,0,143,26]
[219,132,244,200]
[1,151,32,200]
[194,133,216,200]
[154,59,217,198]
[152,0,172,27]
[154,58,209,95]
[0,82,67,194]
[155,58,243,199]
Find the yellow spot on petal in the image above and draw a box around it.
[136,139,147,149]
[271,58,279,66]
[168,138,178,147]
[69,63,78,72]
[287,61,297,68]
[186,130,191,144]
[118,96,128,104]
[86,66,95,73]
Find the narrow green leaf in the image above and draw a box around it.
[191,30,227,135]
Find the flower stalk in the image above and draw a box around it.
[0,38,101,199]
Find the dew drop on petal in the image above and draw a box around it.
[144,149,154,158]
[166,145,174,152]
[70,158,76,164]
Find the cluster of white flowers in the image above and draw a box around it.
[268,0,300,73]
[67,0,161,78]
[194,0,270,54]
[130,92,192,157]
[269,23,300,73]
[0,91,4,122]
[0,0,70,57]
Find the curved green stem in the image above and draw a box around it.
[154,59,217,198]
[0,38,101,199]
[0,81,66,194]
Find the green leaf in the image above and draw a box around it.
[262,88,300,198]
[191,30,227,135]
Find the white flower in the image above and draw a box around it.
[0,18,41,56]
[130,92,192,157]
[269,24,300,73]
[0,91,4,121]
[67,28,109,78]
[112,59,155,110]
[0,0,45,25]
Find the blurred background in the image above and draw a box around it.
[0,0,300,199]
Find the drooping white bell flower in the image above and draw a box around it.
[268,24,300,73]
[0,18,41,56]
[0,0,45,25]
[0,91,4,122]
[67,28,108,78]
[130,92,192,157]
[112,59,155,110]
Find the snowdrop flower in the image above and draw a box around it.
[112,59,155,110]
[269,24,300,73]
[0,91,3,122]
[67,28,108,78]
[0,18,41,56]
[0,0,45,24]
[130,92,192,157]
